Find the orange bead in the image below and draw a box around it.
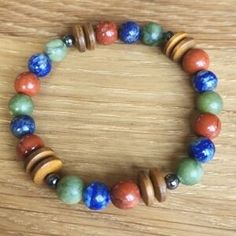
[15,72,41,96]
[182,49,209,74]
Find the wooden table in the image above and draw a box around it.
[0,1,235,235]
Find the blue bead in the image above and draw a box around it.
[10,115,35,138]
[192,70,218,93]
[119,21,141,44]
[28,53,51,77]
[188,137,215,163]
[83,181,110,210]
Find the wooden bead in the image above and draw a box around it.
[31,156,63,185]
[83,23,96,50]
[149,168,167,202]
[24,147,55,173]
[72,24,86,52]
[171,37,196,62]
[138,171,155,206]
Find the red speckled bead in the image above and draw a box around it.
[182,49,209,74]
[15,72,41,96]
[111,180,141,209]
[95,21,118,45]
[16,134,44,159]
[193,113,221,139]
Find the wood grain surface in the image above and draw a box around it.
[0,0,235,235]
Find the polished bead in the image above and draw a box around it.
[45,173,60,188]
[188,137,215,163]
[15,72,40,96]
[111,180,141,209]
[57,175,84,204]
[16,134,44,158]
[193,113,221,139]
[95,21,118,45]
[8,94,34,116]
[164,174,179,190]
[119,21,141,44]
[83,23,96,50]
[28,53,51,77]
[10,115,35,138]
[182,49,210,74]
[72,24,86,52]
[163,31,174,42]
[142,22,163,46]
[177,158,204,185]
[83,181,110,210]
[197,91,223,115]
[62,35,75,48]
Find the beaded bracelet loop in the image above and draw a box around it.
[9,21,223,210]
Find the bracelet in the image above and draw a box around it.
[8,21,223,211]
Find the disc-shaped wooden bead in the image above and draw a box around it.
[164,32,188,57]
[171,37,196,62]
[72,24,86,52]
[24,147,55,173]
[83,23,96,50]
[138,171,155,206]
[149,168,167,202]
[31,156,63,185]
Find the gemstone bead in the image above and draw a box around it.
[45,173,60,188]
[95,21,118,45]
[177,158,204,185]
[56,175,84,204]
[192,70,218,93]
[119,21,141,44]
[182,49,209,74]
[164,174,180,190]
[111,180,141,209]
[197,91,223,115]
[45,39,68,62]
[15,72,40,96]
[163,31,174,42]
[16,134,44,158]
[83,181,110,210]
[8,94,34,116]
[193,113,221,139]
[10,115,35,138]
[142,22,163,46]
[188,137,215,163]
[62,35,75,48]
[28,53,51,77]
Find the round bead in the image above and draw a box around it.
[16,134,44,158]
[95,21,118,45]
[45,173,60,188]
[193,113,221,139]
[8,94,34,116]
[142,22,163,46]
[14,72,40,96]
[164,174,180,190]
[57,175,84,204]
[163,31,174,42]
[28,53,51,77]
[192,70,218,93]
[62,35,75,48]
[83,181,110,210]
[111,180,141,209]
[188,137,215,163]
[45,39,68,62]
[197,91,223,115]
[177,158,204,185]
[10,115,35,138]
[182,49,210,74]
[119,21,141,44]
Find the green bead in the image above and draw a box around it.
[8,94,34,116]
[177,158,203,185]
[56,175,84,204]
[197,91,223,115]
[45,39,68,62]
[142,22,163,46]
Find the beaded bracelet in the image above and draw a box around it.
[8,21,223,210]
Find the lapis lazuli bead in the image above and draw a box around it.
[28,53,52,77]
[10,115,35,138]
[188,137,215,163]
[119,21,141,44]
[83,181,110,210]
[192,70,218,93]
